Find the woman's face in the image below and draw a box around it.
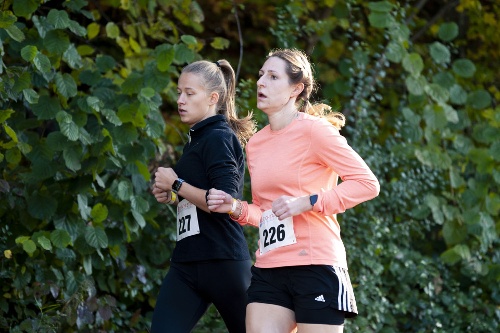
[177,72,217,128]
[256,56,298,114]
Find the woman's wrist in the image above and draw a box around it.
[229,200,245,221]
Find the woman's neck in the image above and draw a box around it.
[268,105,298,131]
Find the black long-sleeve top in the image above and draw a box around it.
[171,114,251,262]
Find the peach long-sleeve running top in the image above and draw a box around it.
[237,112,380,269]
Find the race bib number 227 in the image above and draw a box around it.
[176,199,200,241]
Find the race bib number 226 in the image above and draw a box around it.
[259,209,296,255]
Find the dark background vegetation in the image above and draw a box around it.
[0,0,499,332]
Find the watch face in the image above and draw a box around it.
[310,194,318,206]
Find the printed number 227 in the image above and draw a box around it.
[263,224,285,247]
[179,215,191,234]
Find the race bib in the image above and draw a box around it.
[176,199,200,241]
[259,209,296,255]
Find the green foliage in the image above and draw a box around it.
[0,0,499,332]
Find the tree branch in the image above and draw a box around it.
[232,0,244,83]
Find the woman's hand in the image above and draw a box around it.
[272,195,311,220]
[207,188,233,213]
[154,167,178,191]
[152,185,174,204]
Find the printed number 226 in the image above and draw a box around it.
[179,215,191,234]
[263,224,285,247]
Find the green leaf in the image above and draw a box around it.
[56,111,79,141]
[441,244,470,265]
[181,34,197,47]
[87,22,100,39]
[0,109,15,123]
[63,44,83,69]
[13,0,39,18]
[425,83,449,104]
[106,22,120,38]
[155,44,175,72]
[63,146,82,171]
[23,89,39,104]
[22,240,37,257]
[121,73,144,95]
[3,124,18,142]
[33,53,51,73]
[402,53,424,76]
[83,255,92,275]
[429,42,450,64]
[55,73,77,98]
[368,12,393,28]
[37,236,53,251]
[21,45,38,62]
[0,11,17,28]
[490,141,500,162]
[405,76,426,95]
[96,55,116,73]
[432,72,455,88]
[50,229,72,248]
[174,43,195,64]
[12,71,32,93]
[44,30,70,55]
[423,104,448,129]
[32,96,60,119]
[452,58,476,78]
[117,180,133,201]
[131,210,146,228]
[367,1,395,12]
[442,104,459,124]
[87,96,102,111]
[6,24,25,42]
[47,9,70,29]
[91,203,108,224]
[68,20,87,37]
[5,148,21,166]
[85,226,108,249]
[442,219,467,245]
[466,89,491,110]
[210,37,230,50]
[449,84,467,105]
[101,109,122,126]
[131,195,150,214]
[385,41,405,63]
[438,22,459,42]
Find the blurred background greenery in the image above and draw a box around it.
[0,0,498,332]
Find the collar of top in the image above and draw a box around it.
[189,114,226,138]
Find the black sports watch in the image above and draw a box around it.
[172,178,185,194]
[309,194,318,207]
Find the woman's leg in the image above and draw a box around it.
[246,303,297,333]
[296,323,344,333]
[150,263,209,333]
[199,260,252,333]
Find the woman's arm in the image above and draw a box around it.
[154,167,211,213]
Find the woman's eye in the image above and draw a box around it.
[271,75,277,80]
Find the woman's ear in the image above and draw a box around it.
[291,83,305,98]
[209,92,220,105]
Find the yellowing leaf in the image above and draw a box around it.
[87,22,100,39]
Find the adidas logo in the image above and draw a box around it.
[298,249,308,256]
[314,295,325,302]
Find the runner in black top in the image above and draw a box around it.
[151,59,255,333]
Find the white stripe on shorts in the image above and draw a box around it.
[333,266,356,314]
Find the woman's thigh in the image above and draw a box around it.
[246,302,297,333]
[296,323,344,333]
[150,264,209,333]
